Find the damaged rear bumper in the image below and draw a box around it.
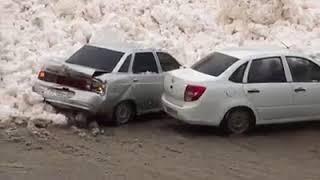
[33,80,105,114]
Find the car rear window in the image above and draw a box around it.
[66,45,124,72]
[192,52,239,76]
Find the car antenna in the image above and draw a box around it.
[280,40,290,49]
[274,36,290,49]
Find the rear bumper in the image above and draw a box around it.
[33,80,106,114]
[161,94,220,126]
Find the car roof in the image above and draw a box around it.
[88,42,159,53]
[218,47,308,59]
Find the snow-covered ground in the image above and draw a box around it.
[0,0,319,125]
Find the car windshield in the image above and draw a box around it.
[66,45,124,72]
[192,52,239,76]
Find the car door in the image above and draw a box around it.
[131,52,163,113]
[243,57,294,121]
[285,56,320,119]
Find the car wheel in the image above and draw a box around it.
[74,112,89,128]
[223,109,254,135]
[113,101,135,126]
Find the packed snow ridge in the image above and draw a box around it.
[0,0,319,126]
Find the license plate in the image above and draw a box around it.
[42,88,73,100]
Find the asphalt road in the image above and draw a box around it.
[1,114,320,180]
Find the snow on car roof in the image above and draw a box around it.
[218,47,305,59]
[88,42,157,53]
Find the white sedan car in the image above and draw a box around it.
[162,48,320,134]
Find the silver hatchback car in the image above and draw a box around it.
[33,44,181,125]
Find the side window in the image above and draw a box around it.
[118,55,131,72]
[286,57,320,82]
[229,62,248,83]
[133,53,159,74]
[157,52,180,72]
[248,57,286,83]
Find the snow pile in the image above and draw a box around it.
[217,0,315,27]
[216,0,320,52]
[0,0,319,126]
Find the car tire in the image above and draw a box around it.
[74,112,89,128]
[113,101,136,126]
[222,108,255,135]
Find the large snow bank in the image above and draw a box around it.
[217,0,320,51]
[0,0,319,126]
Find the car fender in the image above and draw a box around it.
[99,75,137,114]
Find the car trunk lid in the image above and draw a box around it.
[164,68,216,102]
[39,62,107,95]
[45,62,108,78]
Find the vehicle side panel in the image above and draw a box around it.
[97,74,135,117]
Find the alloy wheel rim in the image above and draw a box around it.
[116,104,131,124]
[228,112,250,134]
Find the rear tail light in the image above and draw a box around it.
[91,80,106,95]
[184,85,206,102]
[37,70,106,95]
[38,70,46,80]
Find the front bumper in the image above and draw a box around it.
[33,80,105,114]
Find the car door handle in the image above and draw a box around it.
[133,79,139,82]
[247,89,260,94]
[294,87,306,92]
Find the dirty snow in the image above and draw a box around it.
[0,0,319,126]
